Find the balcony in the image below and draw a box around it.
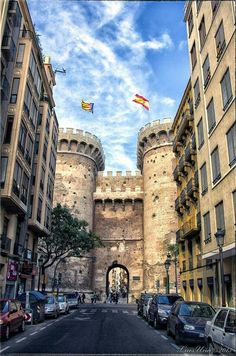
[1,35,16,61]
[192,133,196,150]
[175,197,183,215]
[180,188,189,207]
[186,178,199,200]
[189,257,193,270]
[173,136,183,153]
[197,212,201,229]
[0,235,11,254]
[179,156,185,173]
[176,230,183,243]
[181,216,200,239]
[185,142,196,165]
[12,180,20,197]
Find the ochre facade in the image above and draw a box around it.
[51,119,178,302]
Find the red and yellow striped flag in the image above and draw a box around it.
[132,94,149,111]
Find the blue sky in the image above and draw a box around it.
[28,0,190,172]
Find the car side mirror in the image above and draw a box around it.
[225,326,236,334]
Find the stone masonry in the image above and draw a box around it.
[50,119,178,301]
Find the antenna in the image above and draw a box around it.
[54,68,66,75]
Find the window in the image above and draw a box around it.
[46,110,50,135]
[221,68,233,111]
[211,146,221,184]
[18,123,27,154]
[30,100,38,129]
[37,197,42,222]
[194,78,200,108]
[200,163,208,195]
[203,55,211,88]
[25,135,33,166]
[40,166,45,191]
[24,84,32,117]
[227,123,236,167]
[215,22,225,60]
[43,138,48,161]
[13,161,22,197]
[10,78,20,104]
[38,106,43,126]
[45,205,51,230]
[29,195,34,218]
[197,118,204,149]
[233,191,236,224]
[3,116,14,144]
[21,173,29,205]
[1,157,8,188]
[190,42,197,70]
[215,201,225,232]
[16,44,25,67]
[32,163,37,185]
[214,310,228,329]
[29,51,36,78]
[207,98,216,134]
[188,9,193,36]
[203,212,211,243]
[3,217,9,236]
[211,1,220,15]
[35,134,40,155]
[199,17,206,48]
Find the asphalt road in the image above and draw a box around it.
[0,304,210,355]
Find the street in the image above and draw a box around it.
[0,304,212,355]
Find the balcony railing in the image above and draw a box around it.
[179,156,185,173]
[192,133,196,150]
[175,197,183,215]
[0,235,11,253]
[181,216,200,239]
[173,137,183,153]
[180,188,188,206]
[186,178,199,199]
[185,142,196,164]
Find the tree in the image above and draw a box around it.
[38,204,103,274]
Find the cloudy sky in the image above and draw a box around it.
[28,0,190,172]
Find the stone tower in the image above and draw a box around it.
[52,128,105,291]
[137,118,178,292]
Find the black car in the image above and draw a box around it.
[137,293,155,317]
[167,301,216,345]
[148,294,184,329]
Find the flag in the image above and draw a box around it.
[81,100,94,113]
[132,94,149,110]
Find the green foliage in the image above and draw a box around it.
[167,243,179,257]
[38,204,103,270]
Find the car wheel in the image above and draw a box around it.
[166,322,171,336]
[19,320,25,332]
[175,327,182,345]
[54,312,58,319]
[5,325,10,340]
[154,316,161,330]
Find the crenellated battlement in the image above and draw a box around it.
[58,127,105,171]
[97,170,141,177]
[137,119,174,171]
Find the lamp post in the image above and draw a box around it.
[215,228,226,307]
[164,253,171,294]
[37,256,44,291]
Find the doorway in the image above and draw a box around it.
[106,263,129,303]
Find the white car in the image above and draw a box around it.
[45,295,60,319]
[143,297,153,320]
[57,295,69,314]
[205,307,236,354]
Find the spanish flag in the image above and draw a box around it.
[132,94,149,111]
[81,100,94,113]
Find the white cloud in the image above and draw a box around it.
[178,40,187,50]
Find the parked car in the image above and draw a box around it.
[137,293,155,317]
[0,299,25,340]
[205,307,236,353]
[45,295,60,318]
[167,301,215,345]
[17,291,46,324]
[64,293,79,309]
[148,294,184,329]
[143,297,153,320]
[57,295,69,314]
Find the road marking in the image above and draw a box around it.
[47,323,53,326]
[161,335,168,340]
[122,310,128,313]
[74,317,91,320]
[0,346,10,353]
[112,309,118,313]
[40,326,47,330]
[171,343,180,351]
[16,337,26,343]
[30,331,38,335]
[102,309,107,313]
[154,330,160,334]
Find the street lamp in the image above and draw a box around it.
[164,253,171,294]
[215,228,226,307]
[37,256,44,291]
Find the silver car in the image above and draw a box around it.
[57,295,69,314]
[205,307,236,353]
[45,295,60,319]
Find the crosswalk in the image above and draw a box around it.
[79,308,137,316]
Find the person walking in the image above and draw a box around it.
[81,293,85,303]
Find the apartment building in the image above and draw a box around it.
[172,79,204,301]
[184,0,235,307]
[0,0,58,298]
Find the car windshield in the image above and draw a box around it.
[46,297,55,304]
[0,301,9,313]
[179,303,215,317]
[58,296,65,302]
[158,296,182,305]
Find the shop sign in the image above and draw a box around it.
[7,259,18,281]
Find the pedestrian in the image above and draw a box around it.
[77,293,81,304]
[115,292,119,304]
[82,292,85,303]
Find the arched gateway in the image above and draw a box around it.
[106,263,129,303]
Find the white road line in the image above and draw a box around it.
[132,311,137,314]
[102,309,108,313]
[112,309,118,313]
[30,331,38,335]
[154,330,160,334]
[47,323,53,326]
[40,326,47,330]
[122,310,128,313]
[16,337,26,343]
[171,343,180,351]
[161,335,168,340]
[0,346,10,353]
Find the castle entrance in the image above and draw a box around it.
[106,263,129,304]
